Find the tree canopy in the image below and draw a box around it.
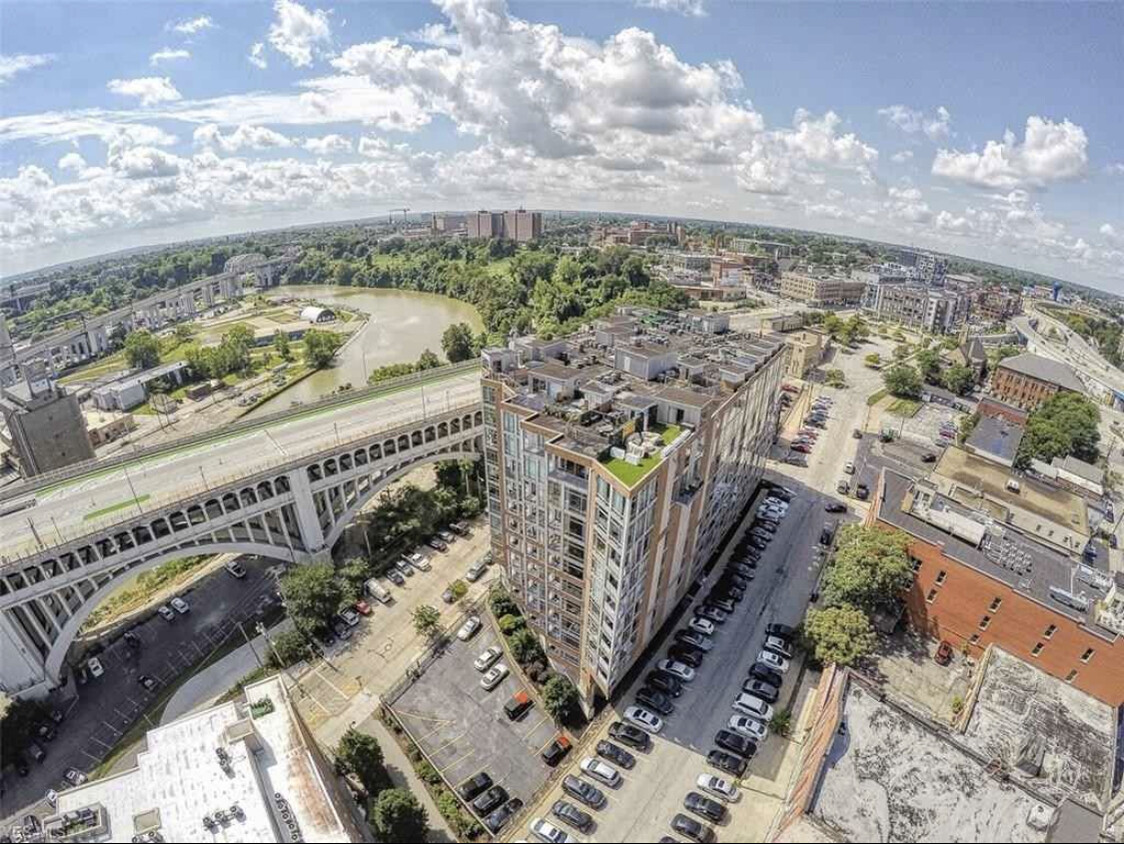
[823,524,913,610]
[303,328,343,369]
[441,322,476,363]
[336,728,390,796]
[124,330,160,369]
[279,562,343,635]
[804,604,877,667]
[371,788,428,843]
[542,675,581,724]
[1015,391,1101,469]
[883,363,922,399]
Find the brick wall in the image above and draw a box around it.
[991,367,1061,410]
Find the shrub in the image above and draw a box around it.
[497,614,525,635]
[490,591,521,619]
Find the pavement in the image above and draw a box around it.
[1,367,480,560]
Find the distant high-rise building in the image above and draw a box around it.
[0,360,94,477]
[430,212,466,234]
[466,209,543,241]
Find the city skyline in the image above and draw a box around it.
[2,0,1122,289]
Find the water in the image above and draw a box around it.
[247,285,482,417]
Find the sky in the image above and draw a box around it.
[1,0,1122,289]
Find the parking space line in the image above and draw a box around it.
[519,713,550,739]
[88,735,114,751]
[80,749,102,763]
[310,665,352,700]
[427,729,469,760]
[100,720,122,737]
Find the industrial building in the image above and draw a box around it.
[0,360,94,477]
[90,360,190,412]
[480,308,787,706]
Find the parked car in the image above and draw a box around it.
[137,674,157,692]
[731,693,774,722]
[224,560,246,579]
[747,536,769,551]
[530,817,572,844]
[752,520,776,534]
[766,622,797,641]
[705,596,736,614]
[339,608,361,627]
[354,600,373,616]
[694,606,727,625]
[855,483,870,500]
[450,521,471,536]
[763,635,793,659]
[409,552,431,572]
[438,529,456,543]
[757,650,790,673]
[472,785,508,815]
[579,757,622,787]
[719,573,748,591]
[791,443,812,454]
[63,768,87,786]
[596,739,636,769]
[473,645,503,672]
[668,644,704,668]
[837,479,851,495]
[170,597,190,614]
[427,538,448,552]
[714,729,756,759]
[465,561,488,582]
[456,616,482,641]
[480,663,509,691]
[684,791,727,824]
[696,773,739,803]
[542,735,572,766]
[623,705,664,734]
[504,690,534,720]
[562,774,605,808]
[728,714,769,742]
[386,568,407,586]
[608,721,651,751]
[749,662,784,688]
[657,660,696,683]
[922,452,937,463]
[456,771,493,801]
[636,687,674,715]
[688,616,715,636]
[675,630,713,652]
[394,558,415,578]
[825,501,847,513]
[729,563,756,579]
[551,800,592,833]
[670,812,713,843]
[331,617,353,640]
[86,657,104,679]
[157,605,176,622]
[45,789,58,808]
[483,798,523,834]
[743,678,780,703]
[441,587,456,604]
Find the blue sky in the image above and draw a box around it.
[1,0,1121,289]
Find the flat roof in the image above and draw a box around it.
[966,414,1024,463]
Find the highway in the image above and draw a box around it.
[1013,309,1124,400]
[0,369,481,563]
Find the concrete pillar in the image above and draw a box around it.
[289,469,325,556]
[0,610,48,692]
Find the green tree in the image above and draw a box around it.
[508,627,545,664]
[268,629,313,668]
[823,525,912,610]
[883,364,922,399]
[336,728,390,796]
[864,353,881,368]
[994,344,1021,363]
[441,322,476,363]
[804,605,877,666]
[273,329,292,361]
[337,558,370,606]
[412,604,442,639]
[371,788,428,843]
[490,591,521,619]
[942,364,975,396]
[497,614,525,635]
[542,675,581,723]
[914,348,942,384]
[1015,391,1101,468]
[124,330,161,369]
[280,562,342,636]
[417,348,441,370]
[304,328,343,369]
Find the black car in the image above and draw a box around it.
[921,452,937,463]
[123,631,141,649]
[705,596,735,614]
[596,740,637,769]
[483,798,523,834]
[767,486,794,501]
[749,661,784,688]
[472,785,508,815]
[668,644,704,668]
[715,729,757,759]
[752,520,776,534]
[684,792,727,823]
[671,812,713,843]
[636,687,674,715]
[766,622,797,641]
[36,723,56,742]
[608,722,651,751]
[749,528,773,542]
[715,585,744,602]
[562,775,606,809]
[855,483,870,501]
[825,501,847,513]
[706,749,747,776]
[457,771,493,801]
[541,735,572,766]
[748,536,768,551]
[743,678,780,703]
[646,671,682,697]
[137,674,157,691]
[721,572,748,589]
[552,800,593,832]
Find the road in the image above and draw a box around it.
[0,369,480,562]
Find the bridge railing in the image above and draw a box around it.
[0,360,480,503]
[1,400,482,566]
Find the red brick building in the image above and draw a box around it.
[990,352,1084,411]
[872,468,1123,706]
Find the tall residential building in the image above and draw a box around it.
[466,209,543,241]
[467,210,505,239]
[868,284,968,334]
[480,309,787,707]
[779,270,866,307]
[886,248,948,285]
[430,212,466,234]
[0,360,94,477]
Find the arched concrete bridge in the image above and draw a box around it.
[0,371,484,697]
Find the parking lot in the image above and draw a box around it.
[387,616,557,816]
[514,478,849,842]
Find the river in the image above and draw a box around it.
[246,285,482,418]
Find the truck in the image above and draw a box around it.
[365,578,393,604]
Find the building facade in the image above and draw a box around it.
[868,285,967,334]
[0,361,94,476]
[779,271,866,307]
[991,353,1084,410]
[467,209,542,241]
[480,311,787,706]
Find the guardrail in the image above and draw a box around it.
[0,360,480,503]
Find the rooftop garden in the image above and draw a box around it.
[600,422,683,486]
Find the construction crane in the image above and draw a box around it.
[387,207,410,227]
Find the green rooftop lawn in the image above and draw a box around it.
[601,423,683,486]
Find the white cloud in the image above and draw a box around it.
[878,104,951,141]
[891,150,913,164]
[57,152,86,172]
[150,48,191,67]
[268,0,332,67]
[107,77,182,107]
[303,134,353,155]
[0,53,54,85]
[1101,223,1122,245]
[193,123,293,152]
[1106,163,1124,176]
[406,23,460,48]
[169,16,214,36]
[249,42,268,70]
[635,0,707,17]
[932,115,1088,189]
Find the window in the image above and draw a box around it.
[1043,624,1057,639]
[1065,669,1078,683]
[911,557,923,573]
[969,633,981,645]
[935,570,947,585]
[925,588,938,604]
[978,615,991,630]
[1080,648,1095,663]
[988,597,1002,612]
[1031,642,1044,657]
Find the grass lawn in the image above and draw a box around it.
[600,423,682,486]
[866,388,888,406]
[85,495,150,521]
[887,398,922,417]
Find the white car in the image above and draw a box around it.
[623,705,664,734]
[157,605,175,621]
[728,714,769,741]
[480,663,509,691]
[474,646,504,672]
[657,660,696,683]
[410,552,431,572]
[456,616,482,641]
[758,506,786,520]
[843,461,856,475]
[530,817,573,844]
[170,597,190,614]
[763,635,793,660]
[45,789,58,808]
[580,757,622,787]
[757,650,790,673]
[696,773,739,802]
[732,693,774,721]
[87,657,104,678]
[688,617,715,636]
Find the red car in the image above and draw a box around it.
[791,443,813,454]
[781,384,800,394]
[354,600,373,616]
[935,641,953,665]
